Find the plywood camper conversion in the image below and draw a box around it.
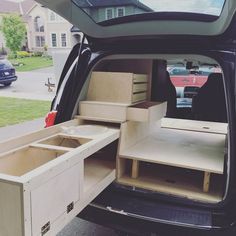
[0,71,228,235]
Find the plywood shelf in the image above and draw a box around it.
[120,127,225,174]
[84,158,115,194]
[118,173,222,203]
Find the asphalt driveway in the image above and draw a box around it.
[0,67,56,101]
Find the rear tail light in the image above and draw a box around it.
[45,111,57,128]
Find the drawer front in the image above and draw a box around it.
[127,102,167,122]
[79,102,127,121]
[133,83,148,93]
[132,92,147,103]
[133,74,148,83]
[31,164,80,235]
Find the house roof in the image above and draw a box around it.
[74,0,152,12]
[0,0,35,15]
[71,26,81,32]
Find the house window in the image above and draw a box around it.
[106,8,114,20]
[61,33,67,47]
[51,33,57,47]
[117,7,125,17]
[49,11,56,21]
[34,16,44,32]
[35,36,45,47]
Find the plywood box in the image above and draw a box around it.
[0,119,119,236]
[79,101,129,122]
[87,72,148,104]
[127,101,167,122]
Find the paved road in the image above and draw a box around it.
[0,67,56,101]
[0,68,119,235]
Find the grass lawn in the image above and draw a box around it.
[0,97,51,127]
[10,56,53,72]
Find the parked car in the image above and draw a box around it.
[0,58,17,87]
[36,0,236,235]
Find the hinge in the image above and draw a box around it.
[67,202,74,214]
[41,221,50,235]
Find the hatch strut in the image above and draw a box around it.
[74,34,86,79]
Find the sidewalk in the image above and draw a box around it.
[0,117,45,142]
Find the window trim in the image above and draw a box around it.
[50,32,57,47]
[116,7,125,17]
[35,35,45,48]
[105,8,114,20]
[60,32,68,48]
[34,16,44,32]
[48,10,57,22]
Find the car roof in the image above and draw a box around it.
[36,0,236,39]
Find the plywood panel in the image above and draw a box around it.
[87,72,134,103]
[0,148,59,177]
[161,118,228,134]
[31,163,80,235]
[0,182,23,236]
[0,119,80,154]
[84,158,115,194]
[119,121,150,153]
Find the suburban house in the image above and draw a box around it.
[0,0,151,55]
[0,0,83,55]
[26,3,83,55]
[77,0,152,22]
[0,0,34,50]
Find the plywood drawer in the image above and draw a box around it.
[79,101,128,122]
[127,102,167,122]
[87,72,148,104]
[133,83,148,93]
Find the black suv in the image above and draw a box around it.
[37,0,236,235]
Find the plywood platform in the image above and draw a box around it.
[120,127,225,174]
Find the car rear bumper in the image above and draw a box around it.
[79,204,235,236]
[0,76,17,84]
[78,185,236,236]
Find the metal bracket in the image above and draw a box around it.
[41,221,50,235]
[67,202,74,214]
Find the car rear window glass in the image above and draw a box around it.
[72,0,225,23]
[0,60,12,69]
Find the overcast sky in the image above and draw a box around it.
[140,0,225,15]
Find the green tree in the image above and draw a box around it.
[1,14,26,56]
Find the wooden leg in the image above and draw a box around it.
[203,172,211,193]
[131,160,139,179]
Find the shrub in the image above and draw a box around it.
[7,52,17,59]
[32,51,43,57]
[16,51,30,58]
